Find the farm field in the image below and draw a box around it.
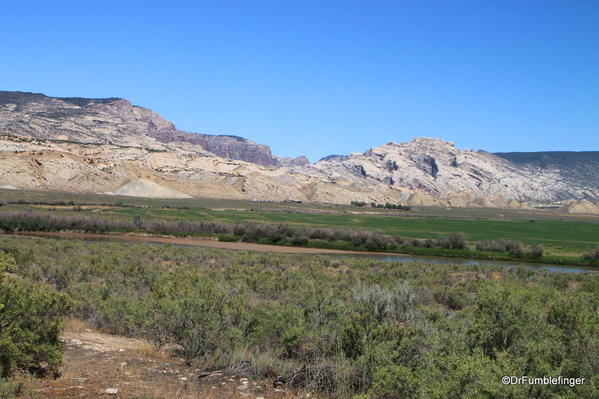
[93,207,599,253]
[2,188,598,221]
[1,189,598,256]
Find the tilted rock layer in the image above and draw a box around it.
[0,91,597,207]
[0,91,274,165]
[308,139,598,206]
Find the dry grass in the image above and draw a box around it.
[132,341,175,361]
[64,318,91,333]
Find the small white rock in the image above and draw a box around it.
[237,383,249,391]
[105,388,118,395]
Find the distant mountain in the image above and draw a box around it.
[0,90,597,209]
[494,151,599,166]
[308,138,599,206]
[494,151,599,200]
[0,91,275,166]
[273,155,311,167]
[319,154,349,162]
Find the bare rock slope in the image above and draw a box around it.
[0,91,597,207]
[0,91,275,165]
[309,138,599,206]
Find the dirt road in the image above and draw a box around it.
[12,231,400,256]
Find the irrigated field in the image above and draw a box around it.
[2,204,597,257]
[106,207,599,253]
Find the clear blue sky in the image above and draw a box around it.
[2,0,598,161]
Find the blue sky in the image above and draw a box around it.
[2,0,598,161]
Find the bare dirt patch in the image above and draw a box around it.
[21,328,309,399]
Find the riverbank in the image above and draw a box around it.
[0,209,596,268]
[5,231,596,272]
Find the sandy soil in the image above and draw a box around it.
[21,325,308,399]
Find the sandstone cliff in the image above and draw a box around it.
[1,91,597,207]
[307,138,599,206]
[0,91,275,165]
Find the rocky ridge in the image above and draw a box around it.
[0,91,597,209]
[308,138,599,207]
[0,91,275,165]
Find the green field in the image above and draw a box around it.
[1,189,598,255]
[1,187,597,221]
[5,203,596,255]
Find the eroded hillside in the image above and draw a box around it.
[1,91,597,209]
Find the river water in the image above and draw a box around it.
[330,253,595,274]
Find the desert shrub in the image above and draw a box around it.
[341,316,366,360]
[506,240,524,257]
[309,228,334,241]
[369,364,419,399]
[241,223,271,242]
[350,231,369,246]
[351,282,418,325]
[583,247,599,261]
[476,240,502,252]
[0,379,22,399]
[434,285,469,310]
[435,232,467,250]
[420,238,433,248]
[291,232,309,245]
[528,245,544,259]
[142,268,244,363]
[447,232,467,250]
[411,239,423,248]
[1,236,598,398]
[394,236,407,246]
[232,224,246,236]
[466,283,558,361]
[476,239,524,256]
[0,252,71,378]
[365,234,394,251]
